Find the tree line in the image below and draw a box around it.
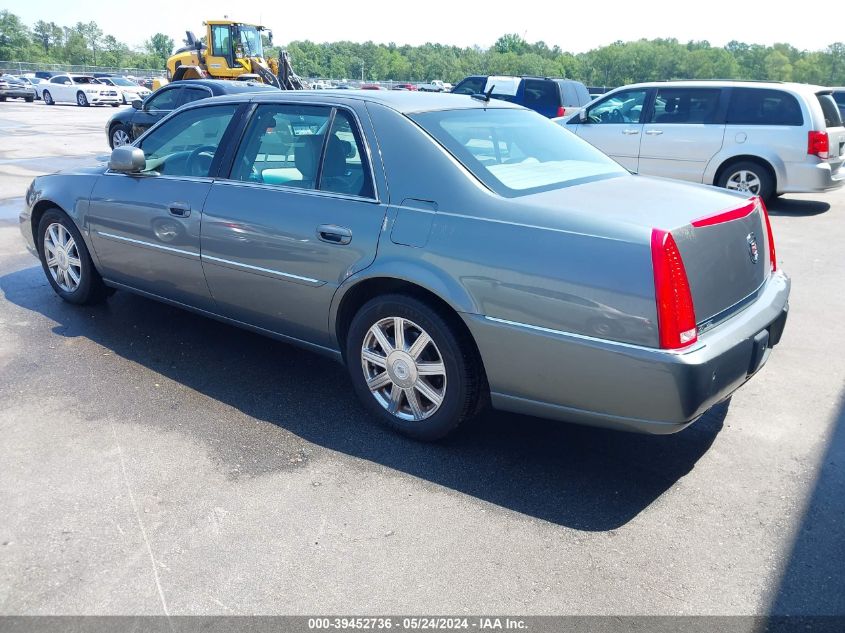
[2,9,845,86]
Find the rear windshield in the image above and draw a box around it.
[816,93,843,128]
[727,88,803,126]
[834,91,845,108]
[411,108,627,197]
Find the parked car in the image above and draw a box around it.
[41,74,121,107]
[105,79,278,148]
[452,75,591,118]
[16,76,47,99]
[832,88,845,121]
[21,91,789,441]
[392,83,418,91]
[560,81,845,201]
[93,74,152,104]
[0,75,35,102]
[33,71,58,80]
[360,84,385,90]
[417,79,452,92]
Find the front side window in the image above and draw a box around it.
[649,88,721,124]
[137,104,238,177]
[411,108,627,197]
[727,88,803,126]
[586,89,649,124]
[145,87,183,111]
[180,88,213,105]
[211,25,231,57]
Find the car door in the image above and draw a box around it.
[568,88,651,172]
[200,102,388,347]
[638,87,726,183]
[129,85,187,139]
[47,75,72,102]
[87,102,241,310]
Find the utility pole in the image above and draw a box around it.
[361,61,365,81]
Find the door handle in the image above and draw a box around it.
[645,129,664,135]
[317,224,352,245]
[168,203,191,218]
[622,129,640,135]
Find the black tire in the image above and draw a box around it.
[111,103,119,107]
[42,90,54,105]
[0,96,5,102]
[76,91,89,107]
[25,96,34,103]
[346,294,483,441]
[36,209,110,305]
[109,123,132,149]
[716,160,775,202]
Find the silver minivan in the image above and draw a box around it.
[559,81,845,200]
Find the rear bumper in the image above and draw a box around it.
[779,160,844,193]
[464,271,790,434]
[0,89,34,98]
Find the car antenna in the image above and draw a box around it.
[470,84,495,104]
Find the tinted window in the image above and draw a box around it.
[411,108,626,197]
[523,79,558,110]
[452,77,485,95]
[650,88,721,124]
[833,91,845,107]
[138,104,238,177]
[586,89,648,124]
[230,104,333,189]
[816,94,842,128]
[180,87,212,105]
[146,87,183,111]
[320,110,375,198]
[211,25,231,57]
[727,88,803,126]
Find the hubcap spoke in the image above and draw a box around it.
[362,349,387,368]
[417,361,445,376]
[406,388,424,420]
[387,384,403,413]
[66,255,81,268]
[407,331,431,359]
[393,317,405,351]
[370,323,393,354]
[66,266,80,284]
[415,378,443,408]
[367,371,392,391]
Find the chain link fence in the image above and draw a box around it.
[0,60,165,78]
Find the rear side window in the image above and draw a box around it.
[452,77,485,95]
[833,92,845,108]
[523,79,558,110]
[816,93,843,128]
[650,88,721,124]
[727,88,803,126]
[180,87,213,105]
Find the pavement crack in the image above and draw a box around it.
[111,423,171,619]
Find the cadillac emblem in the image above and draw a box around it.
[747,232,760,264]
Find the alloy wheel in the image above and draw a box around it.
[43,223,82,293]
[361,316,447,422]
[725,169,761,195]
[112,128,130,147]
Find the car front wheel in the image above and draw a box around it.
[76,91,89,107]
[42,90,54,105]
[37,209,110,305]
[346,294,483,441]
[109,124,132,149]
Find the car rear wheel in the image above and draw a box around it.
[346,294,483,441]
[109,124,132,149]
[717,160,774,202]
[76,91,89,107]
[42,90,54,105]
[37,209,110,305]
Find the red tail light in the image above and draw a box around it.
[557,106,566,117]
[808,131,829,159]
[757,196,777,272]
[651,229,698,349]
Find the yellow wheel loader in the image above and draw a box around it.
[165,20,306,89]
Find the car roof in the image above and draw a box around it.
[612,80,832,94]
[239,89,521,114]
[165,79,280,95]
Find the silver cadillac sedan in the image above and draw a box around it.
[19,91,790,441]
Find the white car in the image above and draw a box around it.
[94,75,151,104]
[417,79,452,92]
[41,75,121,107]
[558,80,845,200]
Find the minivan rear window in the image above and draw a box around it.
[523,79,558,110]
[727,88,803,126]
[816,93,843,128]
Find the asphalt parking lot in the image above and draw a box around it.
[0,100,843,616]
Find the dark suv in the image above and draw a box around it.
[105,79,278,148]
[451,75,591,118]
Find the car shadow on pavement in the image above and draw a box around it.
[1,265,726,531]
[766,197,830,216]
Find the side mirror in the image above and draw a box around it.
[578,109,588,123]
[109,146,146,173]
[267,30,274,45]
[132,99,143,110]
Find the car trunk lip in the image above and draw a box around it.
[690,199,757,228]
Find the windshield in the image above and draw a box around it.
[237,26,264,58]
[411,108,627,197]
[72,76,98,85]
[109,77,138,87]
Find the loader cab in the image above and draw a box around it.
[204,21,266,78]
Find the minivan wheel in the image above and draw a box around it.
[717,160,774,201]
[37,209,110,305]
[346,294,482,441]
